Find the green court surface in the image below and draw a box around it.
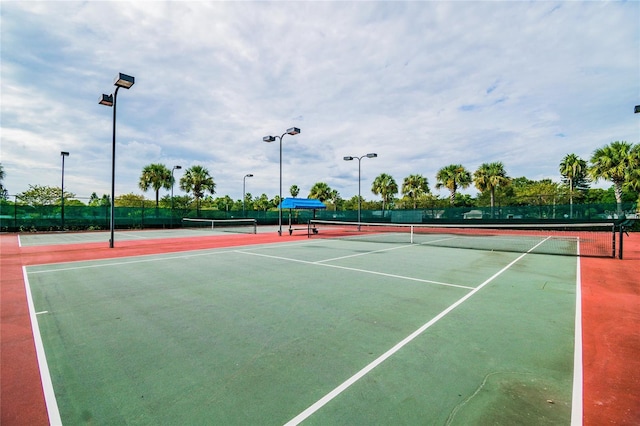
[25,237,578,424]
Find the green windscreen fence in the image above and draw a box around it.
[0,201,636,232]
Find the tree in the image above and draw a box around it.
[309,182,332,202]
[473,162,510,217]
[214,195,234,212]
[139,163,173,208]
[589,141,637,214]
[371,173,398,213]
[290,185,300,198]
[165,194,193,210]
[254,193,271,211]
[624,144,640,191]
[401,174,430,209]
[179,165,216,212]
[115,193,146,208]
[559,154,589,218]
[18,185,75,206]
[435,164,472,206]
[0,163,7,200]
[243,192,254,211]
[89,192,110,207]
[328,189,342,211]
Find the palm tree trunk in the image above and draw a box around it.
[614,181,623,215]
[490,188,495,219]
[569,180,573,219]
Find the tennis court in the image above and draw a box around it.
[24,227,582,424]
[18,218,260,247]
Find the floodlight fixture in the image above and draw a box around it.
[99,72,136,248]
[60,151,70,229]
[344,153,378,226]
[114,73,135,89]
[170,165,182,226]
[99,94,114,106]
[635,105,640,114]
[243,174,254,217]
[171,165,182,221]
[263,127,301,235]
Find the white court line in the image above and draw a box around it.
[238,250,475,290]
[284,237,552,425]
[26,239,327,274]
[23,267,62,425]
[571,244,583,426]
[116,232,154,239]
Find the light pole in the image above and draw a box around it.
[263,127,300,235]
[60,151,69,229]
[243,173,253,217]
[344,153,377,226]
[99,73,135,248]
[171,165,182,227]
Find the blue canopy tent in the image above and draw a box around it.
[277,198,327,235]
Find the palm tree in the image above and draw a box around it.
[308,182,332,202]
[402,174,430,209]
[0,163,7,199]
[435,164,472,206]
[371,173,398,213]
[179,165,216,213]
[255,194,270,211]
[328,189,341,211]
[139,163,173,208]
[625,144,640,192]
[290,185,300,198]
[589,141,637,214]
[559,154,588,218]
[473,162,510,217]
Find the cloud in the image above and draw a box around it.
[1,1,638,201]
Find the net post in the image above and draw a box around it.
[612,223,616,258]
[253,219,257,234]
[618,224,624,260]
[410,225,414,244]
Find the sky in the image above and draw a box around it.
[1,1,639,203]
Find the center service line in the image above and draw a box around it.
[284,237,551,425]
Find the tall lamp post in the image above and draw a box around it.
[343,153,377,226]
[60,151,69,229]
[171,165,182,227]
[263,127,300,235]
[99,73,135,248]
[243,173,253,217]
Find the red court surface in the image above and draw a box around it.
[1,232,638,425]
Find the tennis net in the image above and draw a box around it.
[182,218,257,234]
[307,220,617,258]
